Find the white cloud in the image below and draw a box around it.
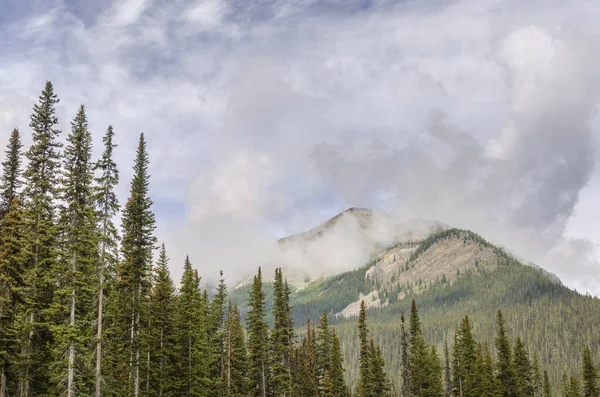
[1,0,600,295]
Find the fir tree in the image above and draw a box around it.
[400,311,411,397]
[0,198,30,396]
[582,345,599,397]
[247,267,269,397]
[542,370,552,397]
[270,268,292,396]
[209,271,228,396]
[148,244,177,397]
[111,133,156,397]
[409,300,436,397]
[321,370,334,397]
[495,310,515,397]
[370,339,391,396]
[564,373,582,397]
[93,125,119,397]
[329,328,347,397]
[316,309,332,394]
[20,80,63,396]
[452,315,477,397]
[176,256,208,395]
[52,104,98,397]
[444,339,452,397]
[357,300,371,397]
[303,317,318,397]
[533,353,542,397]
[513,337,534,397]
[0,128,22,218]
[225,302,248,396]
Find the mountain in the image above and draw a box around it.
[231,208,600,390]
[236,207,449,289]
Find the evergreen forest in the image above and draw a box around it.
[0,81,599,397]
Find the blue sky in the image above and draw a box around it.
[2,0,600,294]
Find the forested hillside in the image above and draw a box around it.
[0,81,599,397]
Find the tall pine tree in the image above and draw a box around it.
[329,328,347,397]
[20,81,63,396]
[225,301,248,396]
[0,128,22,218]
[270,268,292,396]
[52,104,98,397]
[495,310,516,397]
[93,125,120,397]
[247,267,269,397]
[582,345,599,397]
[111,133,156,397]
[148,244,177,397]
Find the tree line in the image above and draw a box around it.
[0,81,598,397]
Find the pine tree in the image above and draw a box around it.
[225,302,248,396]
[564,374,582,397]
[444,339,452,397]
[270,268,292,396]
[513,337,534,397]
[495,310,515,397]
[20,81,63,396]
[473,342,497,397]
[452,315,477,397]
[0,197,30,396]
[52,104,98,397]
[93,125,119,397]
[0,128,22,218]
[303,317,318,396]
[427,345,444,397]
[316,309,332,394]
[148,244,177,397]
[409,300,435,397]
[111,133,156,397]
[321,370,334,397]
[400,311,411,397]
[176,256,208,396]
[357,300,371,397]
[209,271,228,396]
[370,339,391,396]
[329,328,347,397]
[247,267,269,397]
[582,345,599,397]
[542,370,552,397]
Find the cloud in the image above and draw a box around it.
[1,0,600,294]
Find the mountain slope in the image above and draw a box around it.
[231,219,598,390]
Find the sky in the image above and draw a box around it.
[1,0,600,294]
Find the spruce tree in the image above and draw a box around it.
[400,311,411,397]
[247,267,269,397]
[370,339,391,396]
[357,300,371,397]
[533,353,542,397]
[409,300,435,397]
[52,104,98,397]
[0,197,30,396]
[148,244,177,397]
[495,310,515,397]
[225,302,248,396]
[209,271,228,396]
[444,339,452,397]
[582,345,599,397]
[93,125,120,397]
[427,345,444,397]
[303,317,318,397]
[21,80,63,396]
[176,256,208,395]
[513,337,534,397]
[452,315,477,397]
[542,370,552,397]
[111,133,156,397]
[270,268,292,396]
[0,128,22,218]
[316,309,332,394]
[329,328,347,397]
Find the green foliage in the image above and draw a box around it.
[148,244,178,396]
[0,128,22,218]
[582,345,599,397]
[247,268,269,397]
